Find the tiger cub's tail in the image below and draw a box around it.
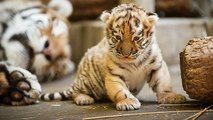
[39,89,72,101]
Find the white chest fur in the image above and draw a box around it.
[126,66,148,93]
[111,61,152,95]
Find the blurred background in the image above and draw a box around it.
[67,0,213,69]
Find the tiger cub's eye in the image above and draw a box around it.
[133,36,140,41]
[115,35,121,40]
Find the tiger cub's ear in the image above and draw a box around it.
[47,0,73,17]
[146,12,159,26]
[100,10,111,23]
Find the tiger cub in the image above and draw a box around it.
[40,4,186,110]
[0,0,74,105]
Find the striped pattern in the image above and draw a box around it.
[40,90,70,101]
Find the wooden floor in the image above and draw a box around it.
[0,70,213,120]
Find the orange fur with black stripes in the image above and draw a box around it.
[40,4,186,111]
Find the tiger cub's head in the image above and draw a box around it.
[100,4,158,60]
[25,0,75,81]
[0,0,74,82]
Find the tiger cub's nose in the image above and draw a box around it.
[121,47,133,57]
[42,40,52,57]
[44,40,49,49]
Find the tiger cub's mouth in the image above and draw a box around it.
[117,55,138,61]
[115,50,140,60]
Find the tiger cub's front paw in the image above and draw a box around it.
[157,92,186,104]
[116,98,141,111]
[0,63,41,105]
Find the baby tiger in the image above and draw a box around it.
[0,0,74,105]
[40,4,186,111]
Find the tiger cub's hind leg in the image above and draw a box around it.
[74,93,95,105]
